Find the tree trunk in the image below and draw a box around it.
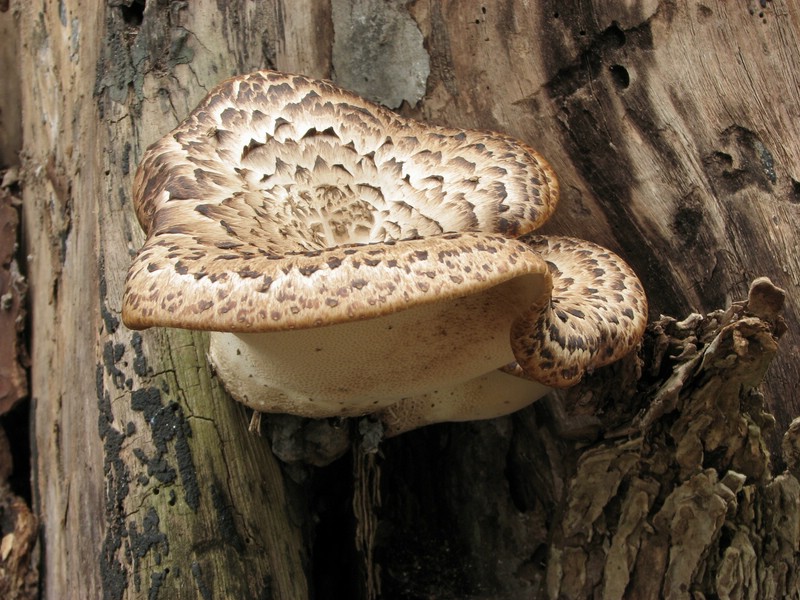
[9,0,800,599]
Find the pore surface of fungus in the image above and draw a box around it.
[122,70,647,435]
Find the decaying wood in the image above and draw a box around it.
[0,1,20,167]
[0,174,35,600]
[11,0,800,598]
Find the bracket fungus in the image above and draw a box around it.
[122,70,647,436]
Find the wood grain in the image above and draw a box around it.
[407,0,800,439]
[19,1,331,598]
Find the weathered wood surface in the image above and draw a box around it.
[404,0,800,438]
[12,0,800,598]
[0,1,21,167]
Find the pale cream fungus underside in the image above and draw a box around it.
[122,70,648,435]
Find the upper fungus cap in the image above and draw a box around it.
[122,70,559,333]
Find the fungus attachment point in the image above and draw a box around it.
[122,70,647,436]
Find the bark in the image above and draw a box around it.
[10,0,800,599]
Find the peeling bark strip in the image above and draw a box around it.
[0,427,38,600]
[0,186,27,415]
[549,297,797,599]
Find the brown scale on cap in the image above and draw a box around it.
[122,70,647,435]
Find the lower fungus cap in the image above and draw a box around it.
[206,271,550,421]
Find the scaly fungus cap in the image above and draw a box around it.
[122,70,558,332]
[121,70,647,432]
